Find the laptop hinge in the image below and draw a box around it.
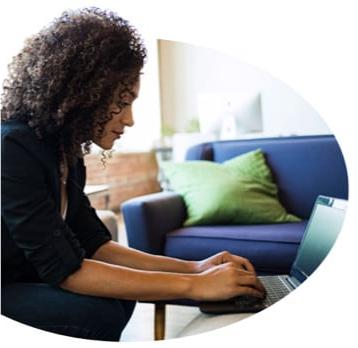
[286,276,301,289]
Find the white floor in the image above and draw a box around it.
[121,303,198,341]
[121,302,252,342]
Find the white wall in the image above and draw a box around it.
[158,39,331,137]
[261,79,331,136]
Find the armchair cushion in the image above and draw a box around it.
[161,149,300,226]
[165,221,308,274]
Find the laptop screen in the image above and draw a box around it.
[290,196,347,284]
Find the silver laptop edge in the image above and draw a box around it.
[261,195,347,306]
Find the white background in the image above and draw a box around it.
[1,0,357,347]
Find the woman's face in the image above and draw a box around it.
[93,81,140,150]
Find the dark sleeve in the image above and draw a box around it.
[1,132,85,286]
[69,182,112,258]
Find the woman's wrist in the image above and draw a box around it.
[162,258,201,274]
[185,260,203,274]
[183,273,206,301]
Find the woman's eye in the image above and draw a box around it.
[110,102,131,116]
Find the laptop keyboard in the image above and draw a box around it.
[259,276,292,306]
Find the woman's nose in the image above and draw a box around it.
[122,108,135,127]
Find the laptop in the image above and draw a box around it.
[200,195,347,314]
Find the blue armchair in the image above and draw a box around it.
[121,134,348,339]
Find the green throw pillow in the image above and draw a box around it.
[161,149,301,226]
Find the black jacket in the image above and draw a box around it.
[1,120,111,286]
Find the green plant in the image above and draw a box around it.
[185,117,200,133]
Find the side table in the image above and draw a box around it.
[84,184,110,209]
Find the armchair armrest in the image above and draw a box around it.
[121,192,187,255]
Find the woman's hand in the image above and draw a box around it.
[193,251,256,274]
[187,251,266,301]
[188,262,265,301]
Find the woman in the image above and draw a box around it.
[1,8,265,341]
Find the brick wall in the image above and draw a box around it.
[84,151,162,211]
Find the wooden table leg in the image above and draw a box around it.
[154,302,166,340]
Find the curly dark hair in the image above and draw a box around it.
[1,7,146,164]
